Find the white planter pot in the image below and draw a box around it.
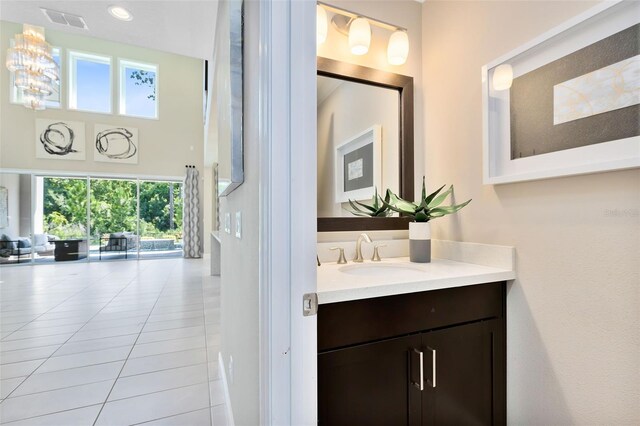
[409,221,431,263]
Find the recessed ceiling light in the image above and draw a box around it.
[108,5,133,21]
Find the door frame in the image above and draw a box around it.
[258,0,317,423]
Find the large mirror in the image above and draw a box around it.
[214,0,244,197]
[317,58,414,232]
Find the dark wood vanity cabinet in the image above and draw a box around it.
[318,282,506,426]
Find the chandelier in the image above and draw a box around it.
[5,24,60,110]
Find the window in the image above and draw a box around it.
[69,51,112,113]
[119,60,158,119]
[10,47,62,108]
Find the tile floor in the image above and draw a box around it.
[0,258,228,425]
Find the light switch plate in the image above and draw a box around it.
[235,211,242,239]
[224,213,231,234]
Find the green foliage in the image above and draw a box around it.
[89,179,138,243]
[129,70,156,100]
[42,178,183,244]
[344,188,393,217]
[139,182,183,236]
[43,178,88,238]
[382,177,471,222]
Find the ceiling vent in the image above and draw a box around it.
[41,8,88,30]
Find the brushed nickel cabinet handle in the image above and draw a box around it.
[427,346,436,388]
[410,348,424,391]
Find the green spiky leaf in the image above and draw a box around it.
[427,185,453,209]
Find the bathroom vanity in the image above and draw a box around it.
[315,55,515,424]
[316,245,515,425]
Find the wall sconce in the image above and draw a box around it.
[492,64,513,91]
[317,2,409,66]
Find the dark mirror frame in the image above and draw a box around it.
[317,57,414,232]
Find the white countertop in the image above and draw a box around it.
[317,257,516,304]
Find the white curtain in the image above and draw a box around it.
[183,166,201,258]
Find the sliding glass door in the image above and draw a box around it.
[6,174,183,266]
[33,176,89,264]
[139,181,183,259]
[89,178,138,261]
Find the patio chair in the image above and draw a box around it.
[99,232,139,260]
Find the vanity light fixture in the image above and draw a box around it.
[317,5,328,46]
[108,5,133,21]
[349,17,371,55]
[387,30,409,65]
[492,63,513,91]
[317,2,409,65]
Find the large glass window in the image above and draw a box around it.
[36,176,88,264]
[69,51,112,113]
[15,175,182,264]
[139,181,183,259]
[119,60,158,119]
[89,178,138,260]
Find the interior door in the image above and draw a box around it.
[422,320,502,426]
[318,334,422,426]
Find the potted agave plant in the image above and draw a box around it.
[383,178,471,263]
[344,188,393,217]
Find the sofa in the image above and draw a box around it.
[33,234,57,255]
[0,233,58,263]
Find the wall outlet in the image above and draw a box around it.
[235,211,242,239]
[228,355,234,385]
[224,213,231,234]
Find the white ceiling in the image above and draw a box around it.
[0,0,218,61]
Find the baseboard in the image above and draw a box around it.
[217,352,235,425]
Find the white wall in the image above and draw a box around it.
[318,0,423,200]
[0,173,20,237]
[317,81,399,216]
[421,1,639,423]
[217,0,260,423]
[0,21,205,246]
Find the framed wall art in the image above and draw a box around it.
[482,0,639,184]
[94,124,139,164]
[334,125,382,203]
[35,119,86,161]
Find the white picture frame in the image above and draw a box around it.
[35,119,86,161]
[481,0,640,185]
[93,124,139,164]
[334,125,382,203]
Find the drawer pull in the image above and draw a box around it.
[427,346,436,388]
[410,348,424,391]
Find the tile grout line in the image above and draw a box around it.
[91,275,174,426]
[201,278,215,426]
[0,270,117,341]
[1,274,146,401]
[3,360,212,400]
[0,402,104,425]
[1,260,221,425]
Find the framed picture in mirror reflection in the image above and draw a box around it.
[335,125,382,203]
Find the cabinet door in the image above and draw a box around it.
[422,320,505,426]
[318,334,422,426]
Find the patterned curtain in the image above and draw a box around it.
[183,166,202,258]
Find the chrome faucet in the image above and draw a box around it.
[353,233,372,263]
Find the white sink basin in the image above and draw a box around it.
[338,263,425,277]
